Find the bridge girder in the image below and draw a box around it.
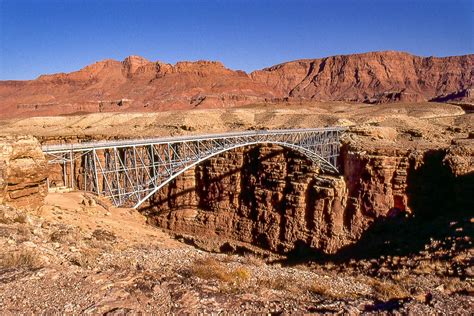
[42,128,346,208]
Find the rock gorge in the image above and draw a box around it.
[138,139,473,255]
[1,128,472,257]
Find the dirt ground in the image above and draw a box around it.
[41,192,180,250]
[0,101,472,313]
[0,102,470,144]
[0,192,472,314]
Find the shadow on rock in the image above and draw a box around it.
[283,149,473,265]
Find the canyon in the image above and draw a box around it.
[0,51,472,119]
[0,52,473,313]
[1,102,472,258]
[142,139,472,256]
[0,102,472,314]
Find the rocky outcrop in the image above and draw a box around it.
[1,51,472,118]
[141,135,473,256]
[144,145,350,254]
[141,143,406,254]
[0,136,48,211]
[444,143,474,177]
[251,51,473,103]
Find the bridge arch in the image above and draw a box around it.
[133,140,336,208]
[42,127,345,208]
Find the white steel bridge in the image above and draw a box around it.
[42,127,346,208]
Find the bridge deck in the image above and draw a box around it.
[41,127,347,153]
[42,126,347,208]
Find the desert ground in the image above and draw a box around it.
[0,101,470,142]
[0,101,472,314]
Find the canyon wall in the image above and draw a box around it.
[141,144,386,254]
[1,133,470,255]
[141,140,473,255]
[0,136,48,211]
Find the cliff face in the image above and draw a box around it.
[0,56,275,118]
[1,51,472,118]
[0,136,48,211]
[140,139,473,255]
[144,146,409,253]
[145,146,350,254]
[251,51,474,103]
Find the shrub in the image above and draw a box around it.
[308,282,335,297]
[0,249,42,270]
[69,248,100,269]
[190,257,231,282]
[369,279,410,300]
[189,257,251,285]
[230,267,251,284]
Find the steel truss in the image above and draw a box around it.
[42,127,346,208]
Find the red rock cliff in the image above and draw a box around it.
[140,138,473,255]
[0,56,275,118]
[1,51,472,118]
[251,51,473,103]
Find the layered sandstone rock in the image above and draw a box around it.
[140,142,422,254]
[140,132,473,255]
[251,51,473,103]
[1,51,472,118]
[0,136,48,211]
[0,57,275,118]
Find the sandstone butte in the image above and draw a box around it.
[0,51,472,118]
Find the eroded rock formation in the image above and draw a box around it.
[0,56,275,118]
[144,145,349,254]
[141,144,407,254]
[141,139,473,255]
[251,51,473,103]
[0,136,48,210]
[1,51,472,118]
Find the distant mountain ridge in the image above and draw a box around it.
[1,51,472,118]
[251,51,473,104]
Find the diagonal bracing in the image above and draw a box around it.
[42,127,346,208]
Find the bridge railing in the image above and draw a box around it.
[41,127,347,153]
[42,127,347,207]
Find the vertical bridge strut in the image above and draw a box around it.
[42,127,346,208]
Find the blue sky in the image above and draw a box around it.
[0,0,472,80]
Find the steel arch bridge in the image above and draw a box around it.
[42,127,346,208]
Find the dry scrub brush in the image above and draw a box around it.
[189,257,251,285]
[369,278,410,301]
[0,249,43,270]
